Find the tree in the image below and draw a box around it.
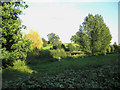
[47,33,60,45]
[68,43,75,52]
[25,29,43,50]
[1,1,32,67]
[42,38,47,47]
[71,14,112,55]
[113,42,119,53]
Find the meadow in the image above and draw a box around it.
[2,53,120,89]
[2,1,120,89]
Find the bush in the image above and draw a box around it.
[28,48,67,60]
[27,48,52,59]
[61,44,66,50]
[50,49,66,59]
[75,45,81,51]
[52,41,62,50]
[39,50,52,58]
[113,45,120,53]
[66,52,71,57]
[68,43,75,52]
[43,43,47,47]
[110,45,115,52]
[106,45,111,53]
[53,46,57,50]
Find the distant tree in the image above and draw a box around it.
[68,43,75,52]
[53,41,62,49]
[1,1,32,67]
[25,29,43,49]
[47,33,60,45]
[71,14,112,55]
[110,45,115,53]
[113,42,119,53]
[42,38,47,47]
[61,44,66,50]
[75,45,81,51]
[106,45,111,53]
[113,42,117,45]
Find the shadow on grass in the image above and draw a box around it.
[2,53,120,88]
[2,67,33,81]
[25,53,119,79]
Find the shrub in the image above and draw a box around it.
[106,45,111,53]
[68,43,75,52]
[27,48,67,60]
[66,52,71,57]
[27,48,52,59]
[50,49,66,59]
[75,45,81,51]
[42,38,47,47]
[61,44,66,50]
[39,49,52,58]
[53,45,57,50]
[110,45,115,52]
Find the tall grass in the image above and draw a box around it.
[3,54,119,81]
[27,54,119,78]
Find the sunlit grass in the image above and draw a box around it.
[43,45,53,50]
[26,54,119,78]
[3,54,119,84]
[9,60,37,74]
[3,54,119,88]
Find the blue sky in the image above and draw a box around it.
[20,0,119,44]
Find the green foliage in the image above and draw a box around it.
[2,2,31,67]
[50,49,66,59]
[75,45,81,51]
[43,45,53,50]
[25,29,43,49]
[28,48,67,60]
[66,52,71,57]
[71,14,112,55]
[52,41,62,50]
[68,43,75,52]
[3,64,120,88]
[110,45,115,53]
[47,33,60,45]
[39,49,52,58]
[107,45,111,53]
[118,46,120,53]
[11,60,36,74]
[42,38,47,47]
[113,42,120,53]
[61,44,66,50]
[2,54,119,88]
[28,48,52,59]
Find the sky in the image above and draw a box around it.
[20,0,119,44]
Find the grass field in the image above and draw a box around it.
[43,45,53,50]
[2,54,120,88]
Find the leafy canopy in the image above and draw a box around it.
[47,33,60,45]
[25,29,43,50]
[1,1,31,67]
[71,14,112,55]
